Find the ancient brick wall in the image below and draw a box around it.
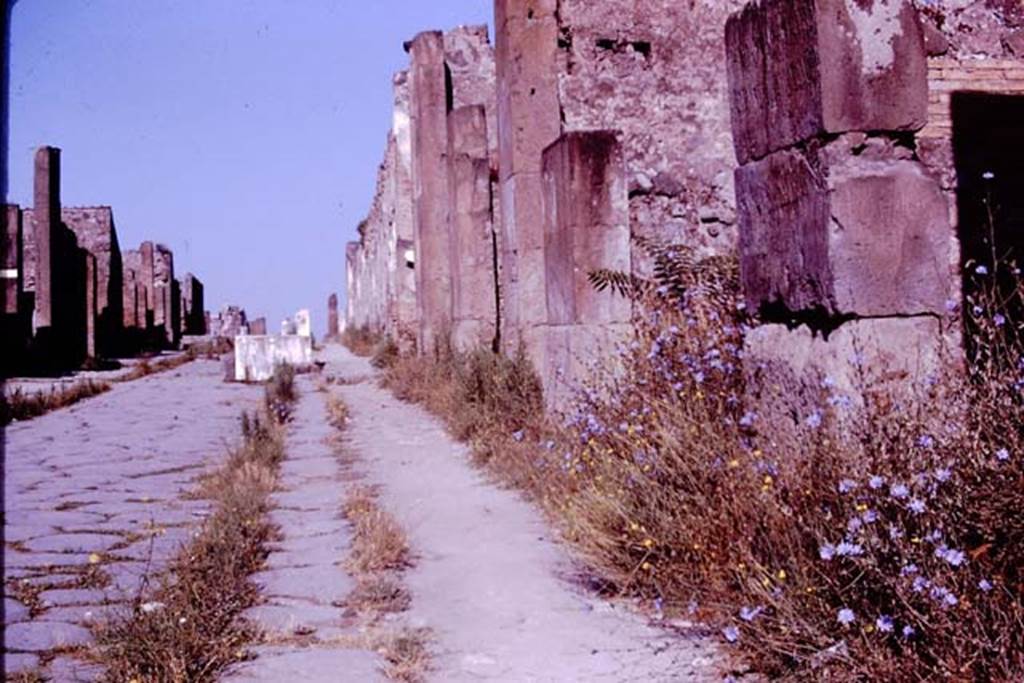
[62,206,124,357]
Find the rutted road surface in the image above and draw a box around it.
[3,358,262,679]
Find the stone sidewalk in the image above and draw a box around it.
[220,371,382,682]
[328,345,724,682]
[3,358,262,679]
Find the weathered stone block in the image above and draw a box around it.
[327,293,339,339]
[32,146,61,329]
[525,322,632,411]
[744,316,952,433]
[63,207,123,357]
[84,252,97,358]
[448,105,498,351]
[408,30,453,352]
[542,131,631,327]
[726,0,928,164]
[736,143,953,318]
[234,334,313,382]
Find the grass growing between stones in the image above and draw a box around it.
[0,379,112,426]
[326,392,429,682]
[91,364,297,682]
[380,248,1024,680]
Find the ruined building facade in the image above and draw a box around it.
[344,0,1024,407]
[1,146,210,377]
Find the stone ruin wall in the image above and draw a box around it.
[343,0,1022,409]
[1,145,214,375]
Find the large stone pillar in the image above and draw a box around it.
[726,0,957,429]
[538,131,631,407]
[447,105,498,351]
[495,0,564,362]
[32,146,61,331]
[407,31,452,353]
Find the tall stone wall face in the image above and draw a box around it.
[495,0,562,356]
[448,105,498,351]
[408,31,455,352]
[556,0,746,260]
[62,206,124,357]
[122,249,150,331]
[727,0,958,433]
[534,130,632,407]
[494,0,747,374]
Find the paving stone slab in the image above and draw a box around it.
[24,533,124,554]
[48,655,104,682]
[4,620,93,651]
[2,652,40,676]
[38,587,108,607]
[252,565,353,605]
[221,646,385,682]
[5,597,30,622]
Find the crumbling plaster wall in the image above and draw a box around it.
[555,0,747,261]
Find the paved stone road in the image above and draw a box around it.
[221,372,382,681]
[3,358,262,679]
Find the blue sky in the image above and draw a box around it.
[8,0,492,335]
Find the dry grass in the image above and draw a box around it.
[326,391,428,681]
[379,256,1024,680]
[0,379,112,426]
[342,325,381,357]
[92,365,296,682]
[343,486,411,575]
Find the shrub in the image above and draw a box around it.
[371,337,401,369]
[380,237,1024,679]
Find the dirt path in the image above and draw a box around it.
[2,358,262,679]
[329,345,724,682]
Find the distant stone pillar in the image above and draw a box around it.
[140,241,155,329]
[494,0,563,362]
[2,204,20,315]
[327,293,339,340]
[345,242,359,329]
[84,252,97,358]
[153,244,175,345]
[725,0,957,426]
[539,131,631,407]
[122,267,138,329]
[32,146,61,330]
[447,105,498,351]
[407,31,453,353]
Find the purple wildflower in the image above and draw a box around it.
[837,608,856,625]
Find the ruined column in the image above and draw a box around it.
[345,241,359,330]
[32,146,61,331]
[407,31,453,353]
[152,244,175,345]
[447,105,498,351]
[726,0,957,424]
[84,251,97,359]
[538,131,632,406]
[494,0,563,361]
[182,273,205,335]
[327,293,339,340]
[140,241,156,330]
[63,207,123,357]
[2,204,20,315]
